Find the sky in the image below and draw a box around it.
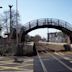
[0,0,72,39]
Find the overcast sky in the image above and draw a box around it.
[0,0,72,38]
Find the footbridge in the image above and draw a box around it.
[11,18,72,43]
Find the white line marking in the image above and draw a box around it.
[63,57,71,60]
[37,51,48,72]
[59,52,64,55]
[49,53,72,71]
[70,61,72,63]
[55,52,72,62]
[54,52,60,55]
[43,59,49,60]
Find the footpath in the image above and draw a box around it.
[0,56,33,72]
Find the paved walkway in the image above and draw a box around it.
[0,57,33,72]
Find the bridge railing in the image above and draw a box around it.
[23,18,72,32]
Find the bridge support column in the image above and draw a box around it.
[67,35,71,44]
[65,35,71,51]
[69,36,72,44]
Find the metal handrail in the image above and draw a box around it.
[22,18,72,32]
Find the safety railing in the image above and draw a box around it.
[22,18,72,32]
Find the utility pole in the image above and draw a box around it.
[47,28,49,42]
[0,6,3,37]
[16,0,18,46]
[15,0,24,58]
[0,6,2,8]
[9,5,13,33]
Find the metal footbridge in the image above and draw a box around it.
[11,18,72,42]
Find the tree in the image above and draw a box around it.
[0,15,3,37]
[2,10,21,37]
[29,36,34,41]
[33,35,41,42]
[14,43,24,56]
[0,10,23,57]
[25,34,31,42]
[20,26,26,42]
[41,37,46,41]
[0,25,2,38]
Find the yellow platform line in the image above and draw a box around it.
[0,66,22,70]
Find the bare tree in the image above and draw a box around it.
[2,10,21,36]
[34,35,41,42]
[0,15,3,37]
[0,25,2,37]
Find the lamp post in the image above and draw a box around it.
[15,0,19,58]
[9,5,13,33]
[47,28,49,42]
[0,6,3,37]
[0,7,2,8]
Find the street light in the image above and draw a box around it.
[0,7,2,8]
[0,6,3,37]
[9,5,13,33]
